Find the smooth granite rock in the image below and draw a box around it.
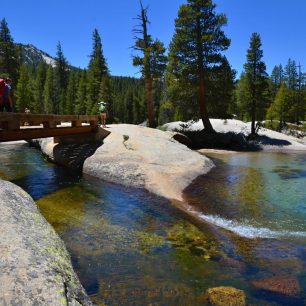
[29,138,101,172]
[83,124,214,201]
[0,179,93,306]
[32,124,214,201]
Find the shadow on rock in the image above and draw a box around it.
[256,135,291,146]
[53,142,102,171]
[175,130,261,151]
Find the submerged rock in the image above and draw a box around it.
[0,179,93,305]
[251,275,301,297]
[206,286,246,306]
[219,257,246,272]
[166,221,224,261]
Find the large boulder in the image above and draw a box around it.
[30,124,214,201]
[83,124,214,201]
[0,179,93,305]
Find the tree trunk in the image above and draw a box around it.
[139,1,155,128]
[251,98,256,135]
[198,73,214,133]
[195,10,214,134]
[145,77,154,127]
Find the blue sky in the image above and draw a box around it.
[2,1,306,77]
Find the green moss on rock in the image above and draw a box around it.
[206,286,246,306]
[166,222,224,261]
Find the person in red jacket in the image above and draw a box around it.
[0,78,13,112]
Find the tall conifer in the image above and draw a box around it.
[133,1,167,127]
[0,18,19,82]
[168,0,230,132]
[33,61,47,113]
[15,64,32,112]
[243,32,268,135]
[43,66,55,114]
[75,70,87,115]
[54,42,69,114]
[66,70,78,114]
[266,82,290,128]
[86,29,109,114]
[270,64,283,99]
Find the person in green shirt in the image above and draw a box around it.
[98,101,107,128]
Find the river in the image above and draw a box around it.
[1,141,306,305]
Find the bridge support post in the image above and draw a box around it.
[72,120,82,127]
[43,121,57,129]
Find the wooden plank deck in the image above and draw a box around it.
[0,113,99,142]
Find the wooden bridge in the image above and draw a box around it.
[0,113,104,143]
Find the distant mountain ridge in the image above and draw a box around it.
[17,43,141,82]
[18,43,56,67]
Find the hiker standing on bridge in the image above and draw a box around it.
[98,101,107,128]
[0,78,13,112]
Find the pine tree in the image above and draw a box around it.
[166,65,197,122]
[270,64,283,99]
[207,56,236,118]
[86,29,109,114]
[15,64,32,112]
[124,88,134,123]
[284,58,298,90]
[75,70,88,115]
[243,32,268,135]
[133,89,145,124]
[111,76,145,123]
[0,18,19,82]
[283,59,299,123]
[296,63,305,123]
[43,66,55,114]
[266,82,290,129]
[54,42,69,114]
[235,73,252,121]
[133,1,167,127]
[66,70,78,114]
[168,0,230,132]
[33,61,47,113]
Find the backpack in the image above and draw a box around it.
[0,79,5,97]
[0,79,5,104]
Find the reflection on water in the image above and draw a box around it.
[1,143,306,305]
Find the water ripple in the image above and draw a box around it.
[197,212,306,239]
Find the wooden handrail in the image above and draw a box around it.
[0,113,98,123]
[0,113,101,142]
[0,113,99,131]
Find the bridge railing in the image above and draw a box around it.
[0,113,99,130]
[0,113,100,142]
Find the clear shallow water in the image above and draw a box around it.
[185,152,306,238]
[1,143,306,305]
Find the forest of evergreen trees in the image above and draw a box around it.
[1,0,306,132]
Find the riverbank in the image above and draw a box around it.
[164,119,306,152]
[0,179,92,306]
